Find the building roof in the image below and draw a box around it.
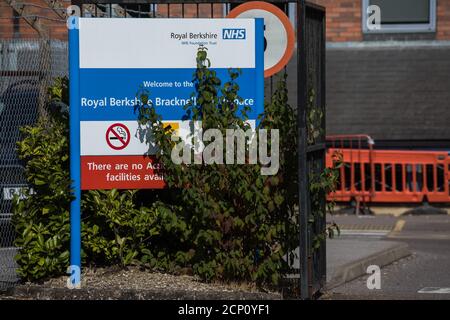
[326,42,450,142]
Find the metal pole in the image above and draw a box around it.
[69,22,81,287]
[297,0,310,300]
[320,4,327,287]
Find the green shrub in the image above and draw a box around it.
[13,114,72,281]
[13,49,337,285]
[12,88,190,279]
[135,47,300,284]
[12,105,191,280]
[12,78,164,280]
[82,190,189,269]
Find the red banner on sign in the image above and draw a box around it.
[80,155,165,190]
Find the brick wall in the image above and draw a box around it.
[437,0,450,40]
[156,3,224,18]
[1,1,450,42]
[309,0,362,42]
[311,0,450,42]
[0,0,67,39]
[0,5,40,38]
[155,0,450,43]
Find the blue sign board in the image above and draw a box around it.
[68,17,264,285]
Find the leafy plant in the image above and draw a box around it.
[13,104,72,281]
[82,190,189,269]
[13,49,339,286]
[305,77,341,249]
[135,47,300,284]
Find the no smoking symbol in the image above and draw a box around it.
[106,123,130,150]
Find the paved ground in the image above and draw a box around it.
[324,213,450,300]
[0,247,18,291]
[1,210,449,300]
[326,238,409,289]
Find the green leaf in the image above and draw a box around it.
[34,179,46,186]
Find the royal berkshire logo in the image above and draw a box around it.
[222,28,246,40]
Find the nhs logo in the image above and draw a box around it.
[222,28,246,40]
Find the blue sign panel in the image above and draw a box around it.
[68,17,264,284]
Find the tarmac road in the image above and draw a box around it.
[325,214,450,300]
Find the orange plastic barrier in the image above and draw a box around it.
[326,135,450,204]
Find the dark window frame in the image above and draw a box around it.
[362,0,436,34]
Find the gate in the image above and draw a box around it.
[301,3,326,298]
[0,0,326,299]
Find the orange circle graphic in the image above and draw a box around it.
[227,1,295,78]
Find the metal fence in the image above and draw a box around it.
[0,0,325,299]
[302,4,327,297]
[0,39,68,290]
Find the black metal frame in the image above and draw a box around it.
[297,0,327,299]
[72,0,326,299]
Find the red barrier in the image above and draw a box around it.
[326,135,450,204]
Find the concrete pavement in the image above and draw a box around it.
[325,213,450,300]
[326,238,410,289]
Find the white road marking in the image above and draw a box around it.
[418,287,450,294]
[340,230,389,237]
[389,233,450,240]
[392,219,406,232]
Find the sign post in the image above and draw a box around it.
[68,17,264,286]
[69,21,81,286]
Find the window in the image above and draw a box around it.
[362,0,436,33]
